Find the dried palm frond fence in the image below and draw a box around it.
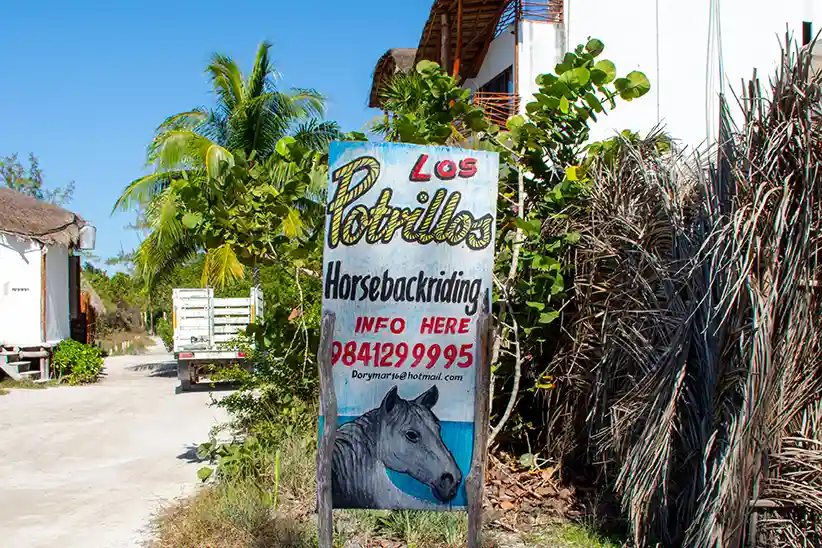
[528,38,822,547]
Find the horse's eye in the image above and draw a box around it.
[405,430,420,443]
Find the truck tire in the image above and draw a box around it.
[177,360,193,393]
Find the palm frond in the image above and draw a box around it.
[245,41,274,100]
[155,109,209,133]
[153,188,185,245]
[292,119,342,151]
[134,221,200,287]
[113,170,178,212]
[197,108,230,146]
[201,243,245,288]
[206,53,245,110]
[533,35,822,548]
[147,130,218,170]
[204,143,234,178]
[280,208,306,240]
[284,87,326,120]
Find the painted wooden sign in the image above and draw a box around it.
[320,141,498,511]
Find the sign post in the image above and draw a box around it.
[316,141,498,547]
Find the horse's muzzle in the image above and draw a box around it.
[432,472,459,502]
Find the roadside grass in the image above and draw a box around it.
[521,522,624,548]
[150,417,624,548]
[150,481,316,548]
[150,428,318,548]
[0,378,54,391]
[338,509,470,547]
[98,330,154,356]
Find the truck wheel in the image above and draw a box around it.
[177,360,194,393]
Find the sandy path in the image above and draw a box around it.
[0,340,228,548]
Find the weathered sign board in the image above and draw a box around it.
[317,140,498,531]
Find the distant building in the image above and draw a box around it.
[0,187,94,348]
[370,0,821,148]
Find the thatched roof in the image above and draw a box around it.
[415,0,508,80]
[368,48,418,108]
[80,277,106,316]
[0,187,86,246]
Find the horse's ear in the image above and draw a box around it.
[380,386,400,413]
[412,385,439,409]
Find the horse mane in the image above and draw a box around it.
[332,408,382,507]
[335,408,380,458]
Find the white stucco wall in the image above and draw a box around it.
[46,244,70,343]
[0,234,71,346]
[517,20,561,114]
[0,234,43,345]
[463,24,516,92]
[565,0,822,148]
[466,2,821,148]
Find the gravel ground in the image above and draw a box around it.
[0,339,228,548]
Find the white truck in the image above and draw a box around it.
[172,287,263,391]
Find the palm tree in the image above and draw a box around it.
[116,42,340,285]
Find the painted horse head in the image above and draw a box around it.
[375,385,462,503]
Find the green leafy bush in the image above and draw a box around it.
[371,59,489,144]
[215,267,322,435]
[155,317,174,351]
[197,435,275,484]
[52,339,104,384]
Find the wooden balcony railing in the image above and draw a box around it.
[473,92,520,127]
[495,0,564,38]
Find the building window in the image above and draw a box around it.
[474,67,518,125]
[479,66,514,95]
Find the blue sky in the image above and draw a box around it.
[0,0,431,269]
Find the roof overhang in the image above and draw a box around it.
[415,0,509,80]
[368,48,418,108]
[0,187,87,247]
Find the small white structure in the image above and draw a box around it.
[371,0,821,149]
[0,188,94,376]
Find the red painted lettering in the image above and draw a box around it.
[434,317,446,334]
[435,159,457,180]
[444,317,458,334]
[458,158,477,178]
[409,154,432,181]
[375,317,389,332]
[420,316,435,334]
[361,316,375,333]
[458,318,470,334]
[390,318,406,334]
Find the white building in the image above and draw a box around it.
[370,0,821,149]
[0,188,94,349]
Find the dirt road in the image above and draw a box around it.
[0,340,228,548]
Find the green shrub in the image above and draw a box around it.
[150,479,316,548]
[156,318,174,351]
[52,339,104,384]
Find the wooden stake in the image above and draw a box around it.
[453,0,463,77]
[440,11,451,71]
[316,312,337,548]
[466,298,492,548]
[41,246,47,343]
